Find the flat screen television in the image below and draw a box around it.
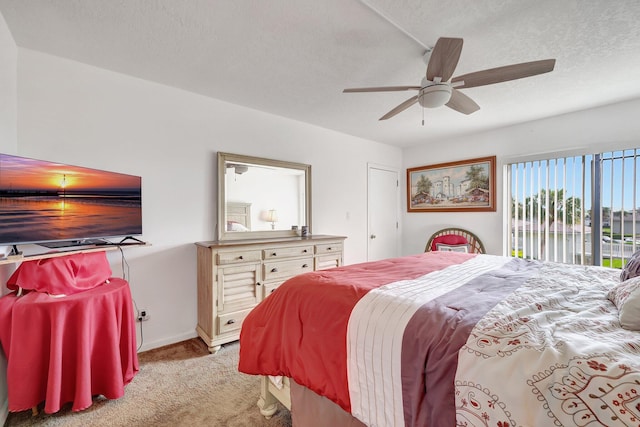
[0,153,142,247]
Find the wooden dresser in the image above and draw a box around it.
[195,235,346,353]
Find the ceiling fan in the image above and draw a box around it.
[343,37,555,120]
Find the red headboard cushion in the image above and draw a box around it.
[431,234,469,251]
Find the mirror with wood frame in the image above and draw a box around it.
[217,152,311,241]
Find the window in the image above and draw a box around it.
[506,148,639,268]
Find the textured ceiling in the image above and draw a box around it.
[1,0,640,148]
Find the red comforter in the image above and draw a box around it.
[238,251,474,412]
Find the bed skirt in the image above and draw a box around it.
[260,376,366,427]
[290,379,366,427]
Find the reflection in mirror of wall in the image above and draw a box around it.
[217,152,311,241]
[225,163,303,231]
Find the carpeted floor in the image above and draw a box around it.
[4,339,291,427]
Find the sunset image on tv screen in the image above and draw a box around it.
[0,153,142,245]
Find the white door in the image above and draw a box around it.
[368,164,399,261]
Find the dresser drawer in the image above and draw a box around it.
[263,280,286,299]
[218,308,253,335]
[263,258,313,281]
[263,245,313,260]
[315,242,343,254]
[217,250,262,265]
[316,254,342,270]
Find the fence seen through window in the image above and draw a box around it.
[506,148,639,268]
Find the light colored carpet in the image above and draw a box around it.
[4,339,291,427]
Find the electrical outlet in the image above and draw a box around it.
[138,308,150,321]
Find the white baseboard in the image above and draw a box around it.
[137,331,197,353]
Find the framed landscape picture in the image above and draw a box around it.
[407,156,496,212]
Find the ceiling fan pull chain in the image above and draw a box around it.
[422,106,425,126]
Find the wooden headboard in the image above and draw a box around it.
[226,202,252,229]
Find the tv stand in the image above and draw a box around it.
[117,236,146,245]
[39,239,109,249]
[92,236,147,247]
[0,241,148,266]
[2,245,24,262]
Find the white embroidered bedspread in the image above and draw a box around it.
[347,255,511,427]
[455,262,640,426]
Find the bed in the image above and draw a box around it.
[238,251,640,426]
[226,201,251,231]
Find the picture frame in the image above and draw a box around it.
[407,156,496,212]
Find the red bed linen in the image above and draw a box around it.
[238,251,474,413]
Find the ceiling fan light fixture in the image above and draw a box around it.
[418,84,452,108]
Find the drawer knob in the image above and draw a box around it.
[226,319,236,325]
[271,252,277,256]
[327,247,332,251]
[302,263,309,268]
[303,249,308,253]
[271,267,278,273]
[238,255,244,260]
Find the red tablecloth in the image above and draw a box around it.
[0,278,139,413]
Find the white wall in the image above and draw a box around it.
[402,98,640,256]
[0,9,16,425]
[15,48,402,351]
[0,13,15,155]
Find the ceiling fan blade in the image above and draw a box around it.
[343,86,420,93]
[426,37,463,82]
[451,59,556,89]
[446,89,480,115]
[379,95,419,120]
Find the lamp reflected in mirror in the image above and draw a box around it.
[265,209,278,230]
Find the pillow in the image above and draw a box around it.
[431,234,469,251]
[435,243,470,253]
[7,251,112,296]
[227,221,249,232]
[620,249,640,281]
[607,275,640,330]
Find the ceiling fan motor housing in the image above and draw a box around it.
[418,83,452,108]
